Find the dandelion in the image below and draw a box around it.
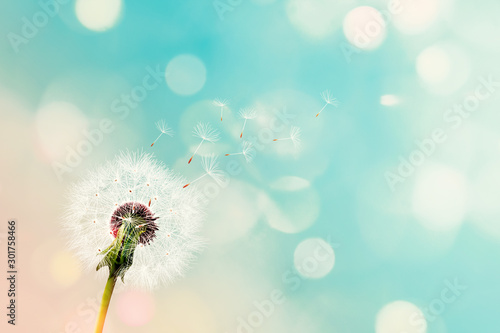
[273,126,302,149]
[239,108,257,138]
[316,90,339,117]
[150,120,174,147]
[188,122,220,164]
[183,154,225,188]
[63,151,205,332]
[225,141,255,163]
[213,98,229,121]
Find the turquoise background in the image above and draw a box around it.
[1,0,499,332]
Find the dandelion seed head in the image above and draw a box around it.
[192,122,220,143]
[290,126,302,149]
[63,151,205,289]
[155,119,175,136]
[212,98,229,107]
[241,141,255,163]
[321,90,339,106]
[110,202,159,245]
[239,108,257,120]
[201,154,225,185]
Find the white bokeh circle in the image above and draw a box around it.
[416,43,470,95]
[258,188,320,234]
[287,0,352,39]
[380,94,400,106]
[75,0,123,32]
[376,301,427,333]
[293,238,335,279]
[393,0,443,35]
[412,163,467,232]
[343,6,387,50]
[35,101,88,161]
[165,54,207,96]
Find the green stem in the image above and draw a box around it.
[94,273,117,333]
[93,220,145,333]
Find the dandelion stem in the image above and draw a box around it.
[94,270,117,333]
[94,221,146,332]
[240,119,247,138]
[151,133,163,147]
[316,103,328,117]
[189,139,205,164]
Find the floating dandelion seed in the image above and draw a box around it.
[150,120,174,147]
[273,126,302,149]
[189,122,220,164]
[213,98,229,121]
[183,154,225,188]
[316,90,339,117]
[239,108,257,138]
[63,151,205,332]
[225,141,255,163]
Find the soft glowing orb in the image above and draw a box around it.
[204,180,261,243]
[416,46,451,84]
[116,290,155,326]
[259,188,320,234]
[380,94,400,106]
[416,43,470,94]
[269,176,310,191]
[393,0,442,35]
[75,0,123,32]
[165,54,207,96]
[294,238,335,279]
[287,0,350,39]
[49,251,81,287]
[412,163,467,232]
[343,6,387,50]
[35,101,88,161]
[376,301,427,333]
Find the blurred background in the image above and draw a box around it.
[1,0,500,332]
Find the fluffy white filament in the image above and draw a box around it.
[63,151,205,289]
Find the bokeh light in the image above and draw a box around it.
[165,54,207,96]
[204,180,262,243]
[412,163,467,232]
[416,43,470,94]
[294,238,335,279]
[75,0,123,32]
[259,187,320,234]
[287,0,352,39]
[392,0,447,35]
[375,301,427,333]
[380,94,400,106]
[343,6,387,50]
[116,290,155,327]
[269,176,310,191]
[49,251,82,288]
[35,101,88,161]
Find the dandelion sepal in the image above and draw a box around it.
[96,219,147,283]
[94,216,150,333]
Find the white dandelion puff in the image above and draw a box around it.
[225,141,255,163]
[189,122,220,164]
[184,154,225,188]
[63,151,205,290]
[273,126,302,149]
[316,90,339,117]
[239,108,257,138]
[150,120,174,147]
[213,98,229,121]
